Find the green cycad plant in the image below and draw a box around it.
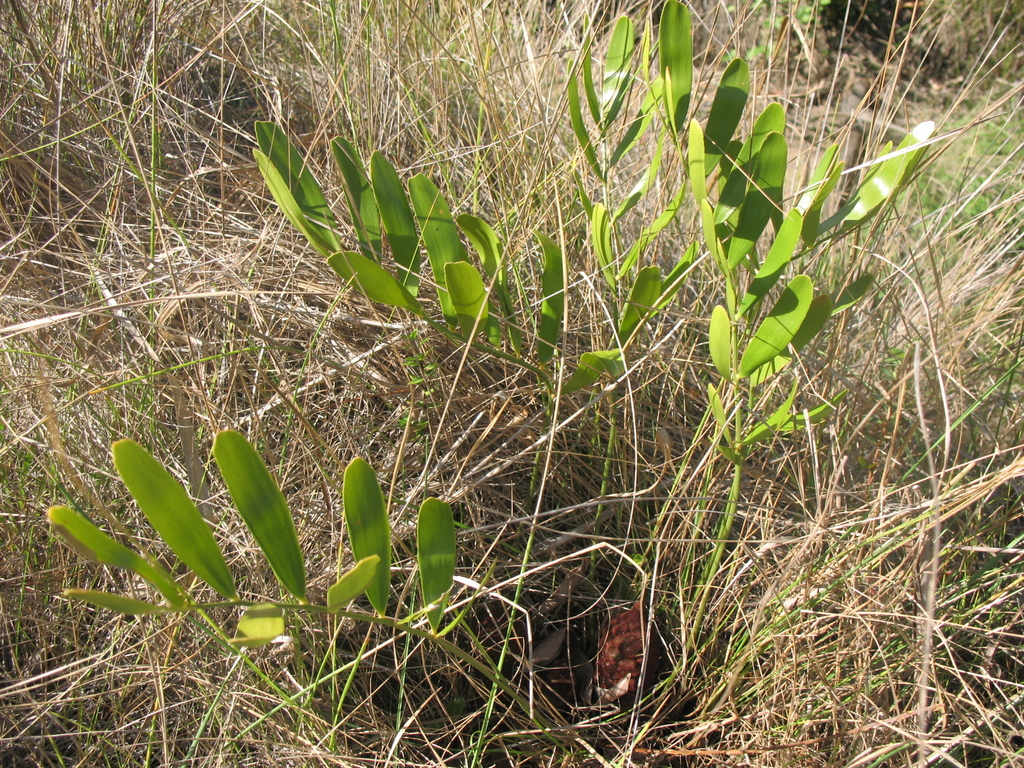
[48,432,462,648]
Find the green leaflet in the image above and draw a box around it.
[230,604,285,649]
[739,275,813,377]
[417,498,456,633]
[327,555,380,612]
[112,440,237,600]
[47,505,185,606]
[213,430,306,602]
[343,458,391,617]
[370,152,420,292]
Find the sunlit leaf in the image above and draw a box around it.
[213,430,306,601]
[47,506,184,606]
[703,58,749,175]
[591,203,615,289]
[739,209,803,316]
[601,17,635,129]
[709,304,733,379]
[410,174,466,326]
[727,131,787,267]
[331,137,382,259]
[739,275,813,377]
[343,458,391,616]
[112,440,236,600]
[417,498,456,633]
[659,0,692,134]
[536,232,565,364]
[327,555,380,612]
[254,122,341,258]
[445,261,490,340]
[229,604,285,649]
[370,152,420,291]
[568,62,602,179]
[329,251,424,315]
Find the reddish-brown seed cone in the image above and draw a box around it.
[594,600,661,705]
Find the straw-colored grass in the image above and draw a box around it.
[3,0,1023,765]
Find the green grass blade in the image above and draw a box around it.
[703,58,749,176]
[254,122,341,258]
[327,555,380,612]
[112,440,237,600]
[659,0,692,134]
[229,604,284,649]
[343,458,391,616]
[329,251,424,315]
[47,505,185,606]
[370,152,420,292]
[739,274,813,377]
[536,231,564,364]
[444,261,489,340]
[213,430,306,601]
[331,137,382,259]
[417,497,456,633]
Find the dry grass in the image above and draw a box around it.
[3,0,1024,765]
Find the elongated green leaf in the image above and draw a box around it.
[562,349,625,394]
[591,203,615,289]
[410,174,466,326]
[445,261,489,340]
[621,181,686,276]
[329,251,424,315]
[834,273,874,313]
[343,458,391,616]
[742,380,799,445]
[796,144,843,246]
[213,431,306,601]
[609,89,659,171]
[739,209,803,316]
[332,137,382,259]
[748,354,791,387]
[327,555,380,612]
[602,17,635,129]
[701,198,727,274]
[370,152,420,291]
[229,604,284,649]
[255,122,342,259]
[688,119,706,204]
[659,0,692,134]
[536,232,565,364]
[567,64,602,179]
[703,58,749,175]
[715,103,785,227]
[581,44,600,124]
[614,128,663,222]
[619,266,661,343]
[417,498,456,633]
[743,390,845,445]
[459,214,521,353]
[789,294,834,352]
[727,131,787,267]
[112,440,236,600]
[843,122,934,227]
[655,242,697,310]
[457,213,502,281]
[709,304,733,379]
[64,590,171,615]
[47,506,184,606]
[707,383,728,430]
[739,274,813,377]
